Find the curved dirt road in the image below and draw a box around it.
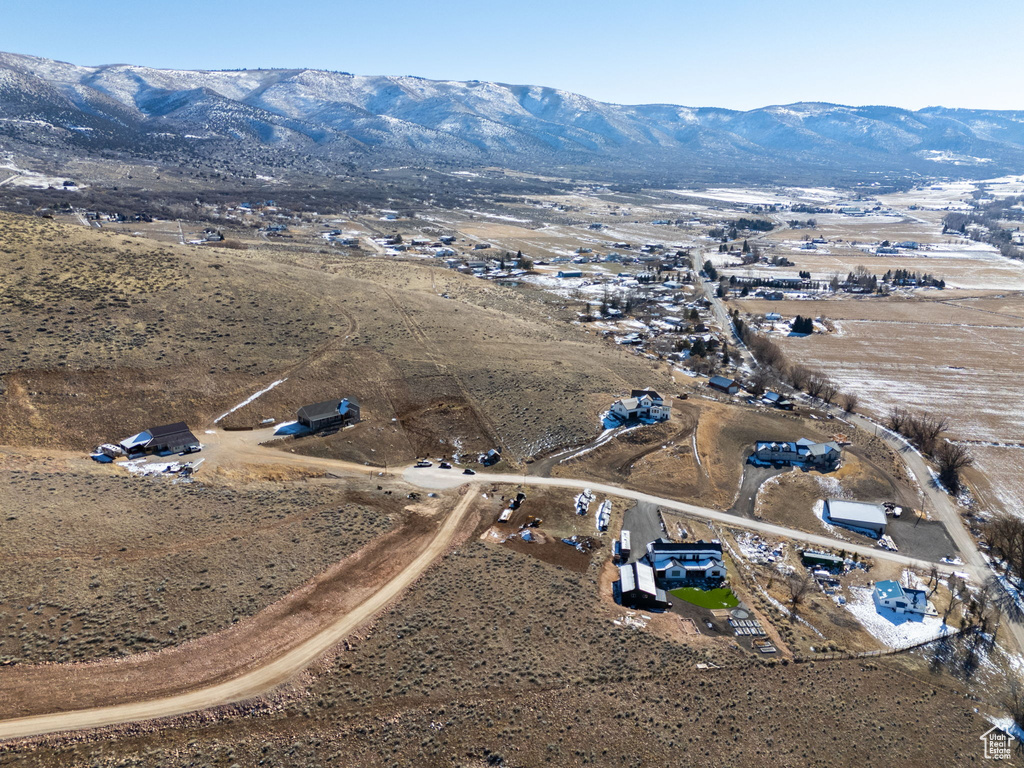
[0,429,989,741]
[0,488,476,741]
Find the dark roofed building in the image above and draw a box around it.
[616,561,670,610]
[297,398,361,432]
[119,422,200,456]
[147,422,201,454]
[708,375,740,395]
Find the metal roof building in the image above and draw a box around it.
[824,499,887,535]
[617,561,669,610]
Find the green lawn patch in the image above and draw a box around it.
[669,586,739,610]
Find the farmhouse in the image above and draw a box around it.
[609,390,670,423]
[752,438,841,469]
[641,539,726,588]
[824,498,887,536]
[616,561,671,610]
[872,580,934,616]
[297,398,361,432]
[119,422,201,456]
[708,375,740,395]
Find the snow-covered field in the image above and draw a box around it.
[844,586,953,648]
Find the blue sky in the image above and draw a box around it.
[2,0,1021,110]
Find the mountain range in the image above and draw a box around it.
[2,51,1023,184]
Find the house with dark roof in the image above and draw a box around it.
[297,398,361,432]
[641,539,726,588]
[609,390,670,423]
[119,422,201,456]
[708,375,740,395]
[752,438,840,469]
[616,561,670,610]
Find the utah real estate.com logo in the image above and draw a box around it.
[981,726,1015,760]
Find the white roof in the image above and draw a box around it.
[619,563,636,593]
[620,562,657,595]
[826,499,887,527]
[119,430,151,450]
[634,562,658,595]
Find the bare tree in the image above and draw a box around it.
[786,572,813,617]
[935,440,974,493]
[840,392,859,413]
[905,411,949,455]
[986,515,1024,591]
[887,406,908,433]
[819,378,839,405]
[805,374,827,399]
[787,364,811,390]
[748,366,776,397]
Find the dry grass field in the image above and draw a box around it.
[0,450,394,664]
[2,517,994,767]
[735,291,1024,516]
[0,211,666,463]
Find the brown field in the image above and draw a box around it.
[736,290,1024,517]
[1,520,996,767]
[0,450,394,664]
[0,211,667,464]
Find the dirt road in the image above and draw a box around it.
[0,489,477,741]
[404,466,963,574]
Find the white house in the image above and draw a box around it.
[641,539,726,587]
[609,389,671,423]
[872,580,935,616]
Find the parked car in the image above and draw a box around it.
[463,468,476,475]
[414,460,432,468]
[439,461,452,469]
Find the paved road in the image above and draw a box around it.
[0,488,477,741]
[404,467,966,574]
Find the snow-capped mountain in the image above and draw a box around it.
[2,51,1023,181]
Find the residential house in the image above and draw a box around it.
[641,539,726,587]
[609,390,670,423]
[119,422,201,456]
[873,580,934,616]
[752,438,841,468]
[297,398,361,432]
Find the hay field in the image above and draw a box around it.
[737,293,1024,515]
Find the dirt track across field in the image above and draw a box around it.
[0,487,478,740]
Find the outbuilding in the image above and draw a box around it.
[616,561,670,610]
[824,498,887,536]
[708,375,740,395]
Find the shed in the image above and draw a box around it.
[708,375,740,395]
[824,499,887,535]
[617,561,670,610]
